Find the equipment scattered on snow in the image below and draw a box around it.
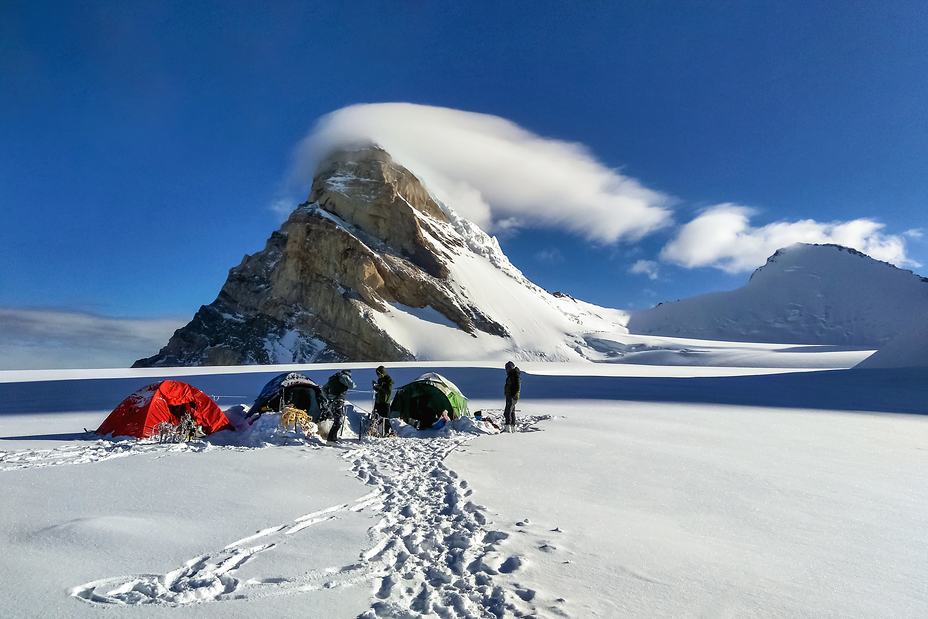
[153,412,207,443]
[246,372,346,438]
[280,404,317,435]
[390,373,470,430]
[360,407,396,439]
[96,381,233,440]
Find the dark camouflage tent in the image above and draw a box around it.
[246,373,324,420]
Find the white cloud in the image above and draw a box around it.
[270,197,298,217]
[629,259,660,280]
[493,217,523,239]
[289,104,917,275]
[660,204,918,273]
[904,229,923,239]
[534,248,565,263]
[293,103,673,244]
[0,307,186,370]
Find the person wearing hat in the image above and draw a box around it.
[504,361,521,433]
[323,369,355,443]
[371,365,394,435]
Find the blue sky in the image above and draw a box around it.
[2,1,927,368]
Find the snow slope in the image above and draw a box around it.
[628,243,928,346]
[366,196,634,363]
[2,351,927,618]
[856,310,928,368]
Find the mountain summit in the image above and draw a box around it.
[134,148,626,367]
[627,243,928,346]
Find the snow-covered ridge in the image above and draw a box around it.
[751,242,928,284]
[434,198,534,288]
[629,242,928,347]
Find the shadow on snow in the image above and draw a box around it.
[0,366,925,417]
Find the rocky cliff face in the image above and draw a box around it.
[134,148,515,367]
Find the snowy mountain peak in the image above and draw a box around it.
[749,242,928,285]
[134,148,628,367]
[311,147,533,287]
[629,242,928,346]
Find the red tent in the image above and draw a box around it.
[96,380,234,439]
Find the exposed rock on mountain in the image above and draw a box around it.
[627,243,928,346]
[134,148,624,367]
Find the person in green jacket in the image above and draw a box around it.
[504,361,521,433]
[371,365,394,435]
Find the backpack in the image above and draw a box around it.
[325,372,353,399]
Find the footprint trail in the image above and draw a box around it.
[70,426,569,618]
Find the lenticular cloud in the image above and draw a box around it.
[294,103,673,244]
[293,103,915,273]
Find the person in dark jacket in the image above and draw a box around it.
[323,369,355,443]
[504,361,521,433]
[371,365,394,435]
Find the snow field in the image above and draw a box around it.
[2,437,376,618]
[2,362,928,617]
[452,400,928,618]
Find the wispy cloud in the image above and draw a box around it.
[291,104,915,274]
[660,204,918,273]
[629,259,660,280]
[0,307,185,370]
[270,197,298,217]
[293,103,674,244]
[534,248,565,264]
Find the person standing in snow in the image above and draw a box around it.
[504,361,521,433]
[323,369,355,443]
[371,365,394,435]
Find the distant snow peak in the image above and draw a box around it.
[750,242,924,283]
[630,242,928,347]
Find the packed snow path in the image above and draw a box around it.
[66,415,567,618]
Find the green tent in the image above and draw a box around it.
[390,372,470,429]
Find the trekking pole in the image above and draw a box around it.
[369,389,375,439]
[360,395,368,443]
[340,399,346,439]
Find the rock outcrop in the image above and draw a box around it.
[134,148,511,367]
